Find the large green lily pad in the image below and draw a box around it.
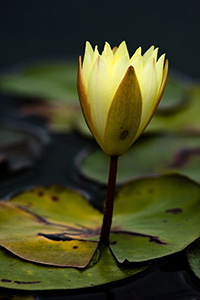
[0,245,145,291]
[0,175,200,269]
[79,133,200,185]
[0,174,200,290]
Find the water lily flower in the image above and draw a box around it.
[77,41,168,156]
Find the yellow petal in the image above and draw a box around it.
[138,58,158,129]
[130,46,142,59]
[87,55,113,141]
[77,56,100,141]
[135,58,168,140]
[102,42,113,61]
[114,41,130,60]
[156,59,169,103]
[104,66,142,156]
[130,47,143,76]
[82,42,95,87]
[111,55,130,94]
[156,53,165,89]
[143,45,155,64]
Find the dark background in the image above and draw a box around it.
[0,0,200,79]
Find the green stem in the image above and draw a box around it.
[99,155,118,246]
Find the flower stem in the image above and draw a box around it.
[99,155,118,246]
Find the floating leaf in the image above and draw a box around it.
[78,133,200,184]
[0,61,78,102]
[187,239,200,280]
[148,84,200,134]
[0,246,145,290]
[0,185,102,268]
[157,73,189,114]
[110,175,200,263]
[0,175,200,270]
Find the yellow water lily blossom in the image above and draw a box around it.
[77,41,168,156]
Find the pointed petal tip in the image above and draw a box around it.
[165,58,169,69]
[127,65,135,71]
[78,56,83,72]
[119,40,127,46]
[125,65,137,79]
[85,41,93,49]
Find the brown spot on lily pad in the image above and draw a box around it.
[166,208,183,214]
[148,188,154,194]
[14,280,40,285]
[51,196,59,201]
[37,191,44,197]
[149,236,168,245]
[110,241,117,245]
[112,230,167,245]
[1,279,12,283]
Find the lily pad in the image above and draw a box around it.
[78,133,200,185]
[148,84,200,134]
[0,185,102,268]
[0,61,78,102]
[156,72,189,114]
[111,174,200,263]
[0,174,200,270]
[0,246,145,290]
[187,239,200,279]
